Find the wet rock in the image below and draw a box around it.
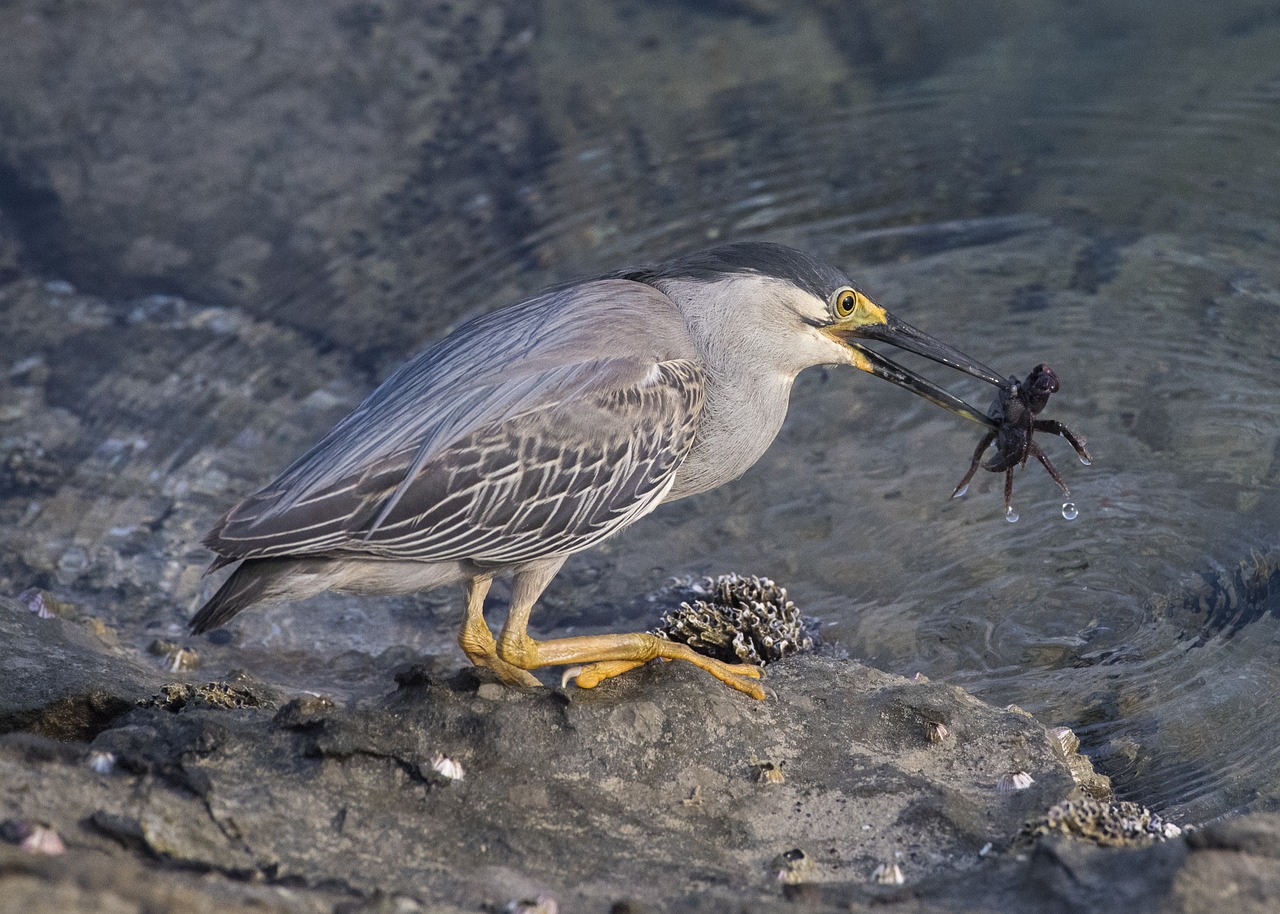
[793,814,1280,913]
[1172,815,1280,914]
[1185,813,1280,859]
[820,0,994,84]
[0,0,544,357]
[0,653,1075,909]
[0,596,163,740]
[0,844,309,914]
[1149,546,1280,642]
[1,642,1278,912]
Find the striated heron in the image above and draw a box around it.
[190,242,1005,699]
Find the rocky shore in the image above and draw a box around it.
[3,598,1279,913]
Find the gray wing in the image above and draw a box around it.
[205,280,704,566]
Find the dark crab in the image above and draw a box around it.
[950,364,1092,520]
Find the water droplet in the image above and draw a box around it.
[953,483,969,498]
[1061,502,1079,521]
[1004,506,1019,523]
[1078,456,1092,466]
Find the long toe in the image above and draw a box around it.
[569,656,765,700]
[472,654,543,688]
[699,658,766,700]
[565,659,647,689]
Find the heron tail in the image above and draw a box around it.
[189,558,296,634]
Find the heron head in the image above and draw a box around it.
[635,242,1007,428]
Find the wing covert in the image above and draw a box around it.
[209,284,711,565]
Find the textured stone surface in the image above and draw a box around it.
[0,649,1080,910]
[0,597,162,740]
[0,0,544,357]
[1,621,1275,913]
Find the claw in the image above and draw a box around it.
[560,666,584,689]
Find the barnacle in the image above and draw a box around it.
[653,573,820,666]
[149,639,201,673]
[1048,724,1113,801]
[754,761,786,784]
[996,771,1035,792]
[770,848,814,884]
[1,820,65,855]
[86,750,117,774]
[871,862,905,885]
[431,753,465,782]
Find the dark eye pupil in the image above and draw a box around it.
[842,294,854,311]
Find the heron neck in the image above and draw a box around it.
[654,276,803,501]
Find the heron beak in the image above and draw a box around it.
[827,292,1006,429]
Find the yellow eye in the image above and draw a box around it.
[832,288,858,319]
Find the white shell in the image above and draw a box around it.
[871,862,905,885]
[161,647,200,672]
[431,753,465,781]
[1049,726,1080,755]
[996,771,1035,792]
[87,750,117,774]
[21,825,65,855]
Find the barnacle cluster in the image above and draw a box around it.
[653,573,820,666]
[1025,798,1183,847]
[143,681,263,712]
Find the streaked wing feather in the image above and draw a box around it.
[208,358,702,563]
[245,280,680,522]
[353,359,702,563]
[206,279,702,565]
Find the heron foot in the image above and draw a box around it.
[568,656,765,699]
[468,652,543,688]
[496,630,766,700]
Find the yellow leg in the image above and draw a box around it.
[496,565,764,700]
[457,576,541,688]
